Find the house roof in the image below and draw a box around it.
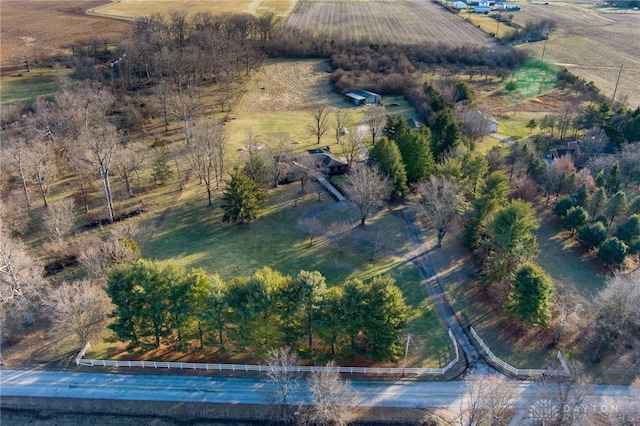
[322,155,347,168]
[345,89,381,99]
[575,141,619,155]
[408,118,424,130]
[463,109,498,124]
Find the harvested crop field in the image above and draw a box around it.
[286,0,493,46]
[88,0,297,20]
[511,2,640,108]
[0,1,132,75]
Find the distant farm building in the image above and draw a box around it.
[474,3,493,13]
[448,1,469,8]
[466,0,495,5]
[496,1,521,10]
[345,90,381,106]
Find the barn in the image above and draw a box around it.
[345,90,381,106]
[449,1,469,9]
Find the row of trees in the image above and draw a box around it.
[107,261,408,361]
[553,182,640,265]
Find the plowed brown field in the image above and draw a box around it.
[286,0,494,46]
[0,1,132,75]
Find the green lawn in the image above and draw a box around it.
[0,68,61,105]
[428,221,560,370]
[534,208,608,297]
[141,182,453,367]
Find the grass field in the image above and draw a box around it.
[286,0,494,46]
[88,0,297,20]
[128,181,451,367]
[228,58,367,151]
[0,69,60,105]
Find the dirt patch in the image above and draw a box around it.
[0,1,132,75]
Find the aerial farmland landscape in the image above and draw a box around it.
[1,0,639,425]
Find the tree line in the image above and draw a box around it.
[107,260,408,361]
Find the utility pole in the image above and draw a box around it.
[611,64,623,105]
[540,38,548,61]
[402,334,412,378]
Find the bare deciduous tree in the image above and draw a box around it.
[302,217,323,247]
[186,119,228,206]
[355,227,387,261]
[342,164,391,226]
[462,373,517,426]
[365,105,387,146]
[291,154,318,194]
[334,109,352,145]
[78,227,143,278]
[43,197,75,244]
[114,142,147,198]
[619,142,640,188]
[415,175,468,248]
[593,270,640,356]
[300,362,360,426]
[538,361,594,426]
[73,124,120,222]
[268,133,292,187]
[0,191,31,235]
[580,127,610,156]
[0,227,44,326]
[326,220,352,253]
[308,106,331,145]
[265,346,299,423]
[3,139,33,207]
[42,279,113,345]
[338,130,360,170]
[27,141,56,208]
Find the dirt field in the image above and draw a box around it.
[0,1,132,75]
[88,0,297,20]
[509,2,640,108]
[286,0,494,46]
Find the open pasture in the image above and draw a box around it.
[88,0,297,20]
[0,1,132,75]
[511,2,640,107]
[286,0,493,46]
[227,58,365,150]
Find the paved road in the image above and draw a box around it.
[1,369,637,414]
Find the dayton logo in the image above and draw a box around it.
[529,399,559,422]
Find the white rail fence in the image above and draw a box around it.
[469,326,569,377]
[76,329,460,376]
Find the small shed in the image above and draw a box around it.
[408,118,424,131]
[345,90,381,106]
